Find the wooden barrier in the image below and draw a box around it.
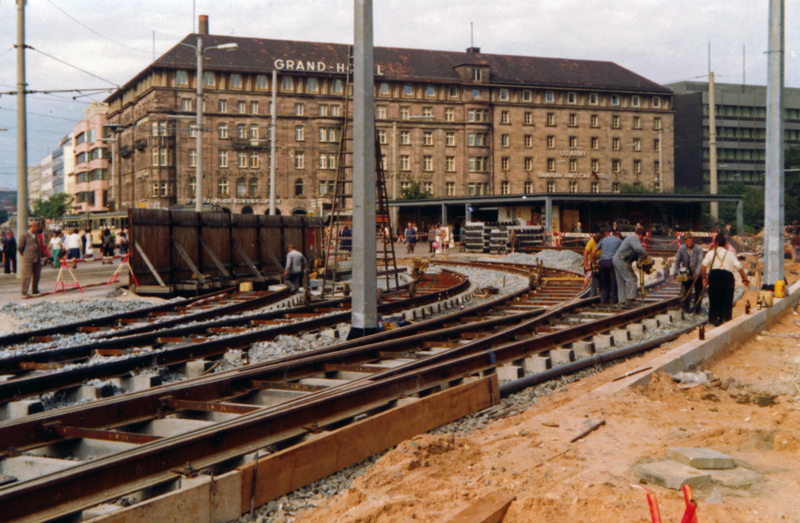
[129,209,322,295]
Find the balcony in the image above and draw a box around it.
[231,138,271,150]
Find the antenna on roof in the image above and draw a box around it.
[471,22,473,48]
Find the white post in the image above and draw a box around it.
[269,70,277,215]
[194,35,204,213]
[708,71,718,225]
[16,0,29,279]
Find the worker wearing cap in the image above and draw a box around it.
[612,227,648,305]
[673,232,705,313]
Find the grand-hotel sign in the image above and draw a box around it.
[273,59,385,75]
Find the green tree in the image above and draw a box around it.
[400,180,433,200]
[619,183,659,194]
[31,193,73,220]
[0,208,8,225]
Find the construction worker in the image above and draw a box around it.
[673,232,704,313]
[583,232,603,297]
[612,227,648,305]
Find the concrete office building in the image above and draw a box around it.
[72,102,111,213]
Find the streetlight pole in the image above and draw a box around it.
[16,0,29,280]
[269,69,277,215]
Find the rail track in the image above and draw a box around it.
[0,259,686,523]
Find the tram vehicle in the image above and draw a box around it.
[61,211,128,246]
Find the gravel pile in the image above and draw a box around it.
[432,266,528,296]
[494,251,585,275]
[0,299,154,331]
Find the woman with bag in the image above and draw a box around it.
[700,234,749,326]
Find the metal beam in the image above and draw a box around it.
[16,0,28,279]
[737,200,744,237]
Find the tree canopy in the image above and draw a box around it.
[400,180,433,200]
[31,193,73,220]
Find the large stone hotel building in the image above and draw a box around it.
[105,20,674,216]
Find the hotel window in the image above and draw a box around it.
[524,135,533,148]
[250,125,259,139]
[525,157,533,171]
[218,178,229,197]
[237,101,246,114]
[545,91,555,103]
[569,159,577,172]
[633,160,642,173]
[330,105,341,117]
[189,149,197,167]
[547,158,556,171]
[423,131,433,145]
[445,108,455,121]
[318,180,328,195]
[569,136,578,148]
[590,115,599,128]
[611,115,620,128]
[501,134,509,147]
[632,138,641,151]
[654,117,662,130]
[569,181,578,193]
[189,124,198,138]
[403,84,413,96]
[218,123,228,139]
[612,138,620,150]
[376,106,386,119]
[379,82,389,95]
[591,159,599,172]
[423,182,433,194]
[446,182,455,196]
[189,178,196,197]
[501,157,510,170]
[426,85,436,97]
[318,153,328,169]
[333,79,343,93]
[468,183,475,196]
[236,178,247,197]
[446,157,456,171]
[294,103,304,116]
[319,127,329,142]
[547,181,555,193]
[230,74,242,88]
[633,116,641,129]
[652,96,661,108]
[400,131,410,145]
[524,181,532,193]
[612,160,621,173]
[546,113,555,126]
[400,155,410,171]
[446,132,455,146]
[219,100,228,112]
[449,86,459,98]
[522,90,532,102]
[500,111,510,124]
[655,161,661,174]
[401,181,411,191]
[423,106,433,118]
[547,135,555,149]
[472,68,481,81]
[218,151,228,168]
[175,70,188,85]
[327,154,336,169]
[591,182,599,193]
[281,76,294,91]
[591,137,599,149]
[295,125,304,141]
[378,129,387,144]
[499,88,509,101]
[319,104,328,117]
[569,114,577,127]
[472,88,480,99]
[203,72,215,86]
[249,178,258,196]
[250,152,259,168]
[423,155,433,171]
[631,95,641,107]
[501,181,510,194]
[400,107,410,120]
[307,78,318,92]
[567,92,577,104]
[294,152,304,169]
[256,75,267,89]
[150,182,159,197]
[181,98,192,111]
[612,182,620,193]
[524,112,532,125]
[295,179,304,196]
[589,93,599,105]
[610,95,619,105]
[238,152,247,168]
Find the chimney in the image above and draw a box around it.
[199,15,209,36]
[466,47,480,54]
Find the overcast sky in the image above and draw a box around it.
[0,0,799,190]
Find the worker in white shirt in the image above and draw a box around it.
[701,234,749,326]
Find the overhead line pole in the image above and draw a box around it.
[269,70,277,215]
[16,0,29,280]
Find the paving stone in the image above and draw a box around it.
[666,448,736,470]
[708,468,762,488]
[635,461,712,490]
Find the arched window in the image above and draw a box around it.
[294,178,304,197]
[236,177,247,197]
[248,178,259,197]
[218,177,229,197]
[241,206,254,215]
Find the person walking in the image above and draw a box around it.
[65,229,82,260]
[18,221,43,298]
[117,231,129,256]
[428,225,436,253]
[583,232,603,297]
[673,232,704,313]
[48,230,64,269]
[101,229,115,263]
[283,244,307,292]
[592,231,622,304]
[701,234,749,326]
[404,223,416,254]
[572,221,583,233]
[791,230,800,263]
[3,231,17,274]
[612,227,648,305]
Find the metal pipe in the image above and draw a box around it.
[708,72,718,225]
[269,69,277,215]
[499,322,701,397]
[16,0,29,279]
[195,33,204,212]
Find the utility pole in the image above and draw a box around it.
[708,71,718,225]
[16,0,29,280]
[269,70,277,215]
[349,0,378,339]
[764,0,785,285]
[194,32,204,212]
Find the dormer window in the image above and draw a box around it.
[472,68,481,82]
[498,89,509,101]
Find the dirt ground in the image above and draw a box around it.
[288,259,800,523]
